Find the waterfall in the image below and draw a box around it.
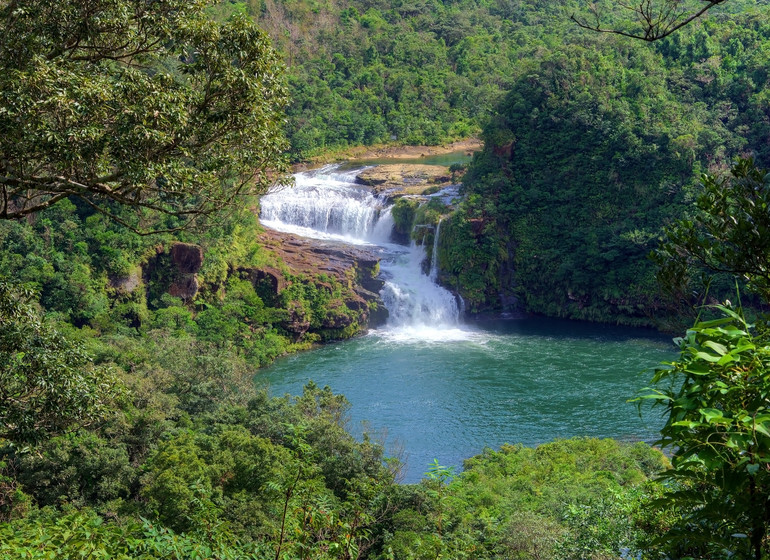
[429,218,442,282]
[371,207,395,245]
[260,165,387,244]
[260,165,462,335]
[379,242,459,327]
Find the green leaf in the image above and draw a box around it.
[716,354,736,366]
[693,351,721,363]
[694,316,735,329]
[702,340,727,356]
[672,421,701,429]
[712,305,747,324]
[699,408,725,423]
[684,363,711,375]
[754,423,770,438]
[635,392,671,401]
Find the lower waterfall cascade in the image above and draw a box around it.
[260,165,463,338]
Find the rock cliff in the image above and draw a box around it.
[252,229,388,338]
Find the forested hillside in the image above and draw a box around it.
[436,8,770,325]
[228,0,769,165]
[221,0,770,325]
[229,0,590,158]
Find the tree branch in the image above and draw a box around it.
[571,0,728,42]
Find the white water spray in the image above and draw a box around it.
[260,165,465,338]
[260,165,386,244]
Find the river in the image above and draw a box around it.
[258,164,676,483]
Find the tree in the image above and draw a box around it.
[655,158,770,306]
[0,0,289,233]
[572,0,729,41]
[0,282,125,446]
[642,305,770,559]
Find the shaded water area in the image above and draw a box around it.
[259,164,676,482]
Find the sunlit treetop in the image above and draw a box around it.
[0,0,289,233]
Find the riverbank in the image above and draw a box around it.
[341,137,482,160]
[293,138,483,170]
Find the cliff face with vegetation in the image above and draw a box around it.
[437,12,770,326]
[235,0,770,327]
[0,199,387,366]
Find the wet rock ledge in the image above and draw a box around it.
[356,164,453,197]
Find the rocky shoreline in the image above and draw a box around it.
[343,137,482,160]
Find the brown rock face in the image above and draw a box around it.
[493,142,513,159]
[322,302,355,329]
[109,268,142,294]
[168,275,199,300]
[171,243,204,274]
[281,301,311,336]
[258,229,388,330]
[167,243,203,300]
[469,218,485,235]
[239,266,286,306]
[142,242,203,302]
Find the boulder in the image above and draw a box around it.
[322,303,355,329]
[170,242,203,274]
[257,229,388,332]
[368,303,389,327]
[344,296,369,312]
[168,274,199,301]
[281,301,311,336]
[360,274,385,294]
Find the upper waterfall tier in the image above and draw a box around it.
[260,165,390,245]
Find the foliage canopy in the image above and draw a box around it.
[643,306,770,559]
[0,0,288,232]
[656,158,770,306]
[0,282,125,446]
